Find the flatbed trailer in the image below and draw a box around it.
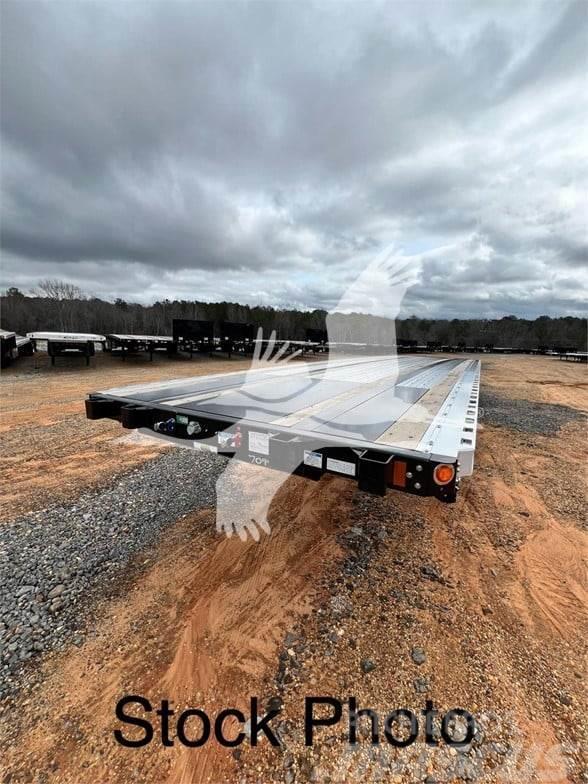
[0,330,17,367]
[558,352,587,363]
[28,332,106,366]
[172,319,215,357]
[105,333,177,360]
[15,335,33,357]
[86,355,480,502]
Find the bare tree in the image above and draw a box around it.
[34,278,85,331]
[35,279,83,301]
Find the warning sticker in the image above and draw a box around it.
[248,431,270,455]
[303,450,323,469]
[326,458,356,477]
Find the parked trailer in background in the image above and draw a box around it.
[172,319,215,357]
[15,335,33,357]
[0,331,34,365]
[0,330,17,367]
[86,355,481,503]
[305,328,329,353]
[27,332,106,366]
[218,321,256,358]
[105,334,177,361]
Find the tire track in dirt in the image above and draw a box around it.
[512,520,587,640]
[0,472,353,784]
[160,472,351,784]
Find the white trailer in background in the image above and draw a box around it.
[28,332,106,366]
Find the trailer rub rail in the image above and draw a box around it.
[86,355,481,502]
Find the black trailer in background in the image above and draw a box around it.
[172,319,215,357]
[1,331,34,365]
[305,328,329,353]
[218,321,256,357]
[105,334,177,361]
[0,330,17,367]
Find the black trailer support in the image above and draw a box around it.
[47,339,95,366]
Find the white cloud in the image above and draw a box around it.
[1,0,586,318]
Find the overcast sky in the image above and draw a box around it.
[1,0,586,318]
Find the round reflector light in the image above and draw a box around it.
[433,463,455,485]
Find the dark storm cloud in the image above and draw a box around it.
[1,0,586,316]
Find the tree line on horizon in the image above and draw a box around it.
[1,282,586,351]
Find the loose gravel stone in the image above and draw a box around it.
[0,449,225,698]
[414,676,430,693]
[421,564,443,582]
[479,392,584,435]
[557,690,572,706]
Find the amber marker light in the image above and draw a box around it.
[392,460,407,488]
[433,463,455,485]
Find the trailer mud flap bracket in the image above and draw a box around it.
[358,450,393,495]
[85,396,121,420]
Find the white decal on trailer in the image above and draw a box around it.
[303,450,323,469]
[249,431,270,455]
[326,458,356,477]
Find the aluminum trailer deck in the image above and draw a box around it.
[105,333,176,360]
[86,355,480,502]
[28,332,106,366]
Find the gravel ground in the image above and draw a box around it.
[479,391,585,434]
[0,449,226,698]
[238,488,586,784]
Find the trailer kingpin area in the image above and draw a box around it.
[86,355,481,502]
